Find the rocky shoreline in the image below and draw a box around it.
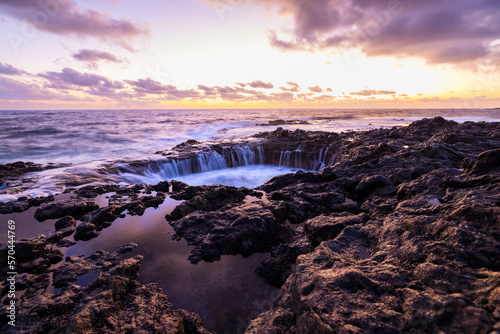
[1,117,499,333]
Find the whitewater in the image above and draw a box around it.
[1,108,499,201]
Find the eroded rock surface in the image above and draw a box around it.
[1,117,499,333]
[0,245,212,334]
[163,118,500,333]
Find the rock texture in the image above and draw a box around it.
[0,244,212,334]
[163,117,500,333]
[244,118,500,333]
[1,117,499,333]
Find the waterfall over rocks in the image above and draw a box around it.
[115,128,342,180]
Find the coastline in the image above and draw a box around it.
[0,117,499,333]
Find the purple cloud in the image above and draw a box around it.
[280,81,301,92]
[247,80,274,89]
[0,75,74,101]
[126,78,200,100]
[197,84,218,96]
[349,89,397,96]
[73,49,126,64]
[0,62,26,75]
[0,0,148,48]
[308,85,323,93]
[205,0,500,67]
[38,68,125,100]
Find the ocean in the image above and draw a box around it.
[1,108,499,201]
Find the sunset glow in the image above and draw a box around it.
[1,0,499,109]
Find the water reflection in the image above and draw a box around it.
[63,197,278,333]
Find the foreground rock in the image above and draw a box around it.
[163,118,500,333]
[0,244,212,333]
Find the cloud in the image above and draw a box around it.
[204,0,500,68]
[0,75,74,101]
[239,80,275,89]
[268,92,295,101]
[0,0,148,49]
[349,89,397,96]
[72,49,127,67]
[40,67,123,90]
[280,81,300,92]
[126,77,200,100]
[0,62,26,75]
[197,84,218,96]
[308,85,323,93]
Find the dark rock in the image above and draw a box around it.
[74,222,100,241]
[56,239,76,248]
[167,185,246,220]
[117,243,138,254]
[54,216,76,230]
[52,255,93,288]
[355,174,392,195]
[256,227,313,287]
[34,199,99,221]
[169,201,292,264]
[0,194,55,214]
[80,205,125,228]
[257,119,310,126]
[152,180,170,192]
[304,212,369,247]
[466,148,500,174]
[1,252,212,334]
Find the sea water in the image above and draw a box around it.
[1,108,499,199]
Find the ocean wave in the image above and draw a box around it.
[4,127,66,139]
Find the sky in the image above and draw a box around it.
[0,0,499,109]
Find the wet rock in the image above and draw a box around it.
[34,199,99,221]
[117,243,138,254]
[257,119,310,126]
[52,255,93,288]
[0,194,55,214]
[2,117,500,333]
[256,227,313,287]
[304,212,369,247]
[80,205,126,228]
[167,185,247,220]
[74,222,100,241]
[56,239,76,248]
[168,201,292,264]
[1,252,212,334]
[152,180,170,192]
[54,216,76,230]
[0,161,66,183]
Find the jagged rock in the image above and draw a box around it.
[304,212,369,247]
[2,117,500,333]
[466,148,500,174]
[167,185,247,220]
[54,216,76,230]
[74,222,100,241]
[34,199,99,221]
[52,255,93,288]
[1,253,212,334]
[256,227,313,287]
[0,194,55,214]
[80,205,126,228]
[168,201,292,264]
